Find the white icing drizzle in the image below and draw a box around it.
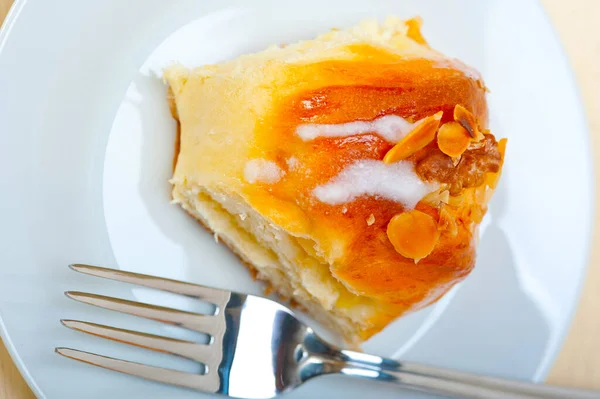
[244,159,283,184]
[313,160,438,208]
[286,156,300,171]
[296,114,418,143]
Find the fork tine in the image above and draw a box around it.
[69,264,231,307]
[61,320,213,363]
[55,347,219,392]
[65,291,222,335]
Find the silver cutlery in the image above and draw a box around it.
[57,264,600,399]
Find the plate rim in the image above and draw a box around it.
[0,0,595,397]
[0,4,51,398]
[525,0,596,384]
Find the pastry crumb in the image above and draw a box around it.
[366,214,376,226]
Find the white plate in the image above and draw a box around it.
[0,0,594,398]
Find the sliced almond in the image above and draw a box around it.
[439,190,450,204]
[486,137,507,189]
[387,210,439,262]
[454,104,484,141]
[437,122,472,158]
[405,17,428,45]
[468,205,484,224]
[438,206,458,237]
[498,137,508,161]
[383,111,443,164]
[421,188,450,206]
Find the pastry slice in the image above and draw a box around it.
[164,17,506,345]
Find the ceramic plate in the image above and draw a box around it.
[0,0,594,398]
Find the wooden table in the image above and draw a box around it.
[1,0,599,397]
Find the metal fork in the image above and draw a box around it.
[56,264,599,399]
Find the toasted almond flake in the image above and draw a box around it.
[383,111,443,164]
[386,210,439,262]
[405,17,428,45]
[440,190,450,204]
[437,122,472,158]
[469,205,484,224]
[475,184,488,205]
[438,206,458,237]
[498,138,508,162]
[454,105,484,141]
[366,214,376,226]
[487,137,507,189]
[421,188,451,206]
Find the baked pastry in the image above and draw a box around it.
[164,17,506,345]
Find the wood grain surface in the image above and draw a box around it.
[0,0,598,397]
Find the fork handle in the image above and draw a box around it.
[317,350,600,398]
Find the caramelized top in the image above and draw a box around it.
[242,45,504,317]
[165,17,507,340]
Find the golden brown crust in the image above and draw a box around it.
[249,48,497,310]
